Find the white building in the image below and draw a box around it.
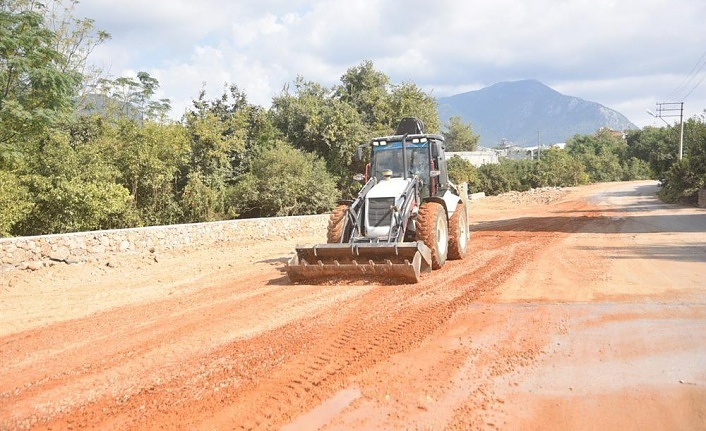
[446,149,499,167]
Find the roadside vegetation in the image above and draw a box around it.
[1,1,704,237]
[448,118,705,204]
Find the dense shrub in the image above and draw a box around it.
[447,156,481,192]
[658,158,705,204]
[531,148,589,187]
[232,142,338,218]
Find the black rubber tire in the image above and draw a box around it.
[416,202,448,269]
[448,201,468,260]
[327,204,351,243]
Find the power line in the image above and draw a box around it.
[666,50,706,101]
[666,50,706,99]
[682,69,706,100]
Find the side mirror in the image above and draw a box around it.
[431,141,444,158]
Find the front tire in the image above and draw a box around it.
[416,202,448,269]
[448,201,468,260]
[327,204,351,243]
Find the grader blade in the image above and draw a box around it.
[285,242,432,284]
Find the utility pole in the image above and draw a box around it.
[649,102,685,160]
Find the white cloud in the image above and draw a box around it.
[76,0,706,126]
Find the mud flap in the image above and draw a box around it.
[285,242,432,284]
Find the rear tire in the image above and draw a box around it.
[448,201,468,260]
[327,204,351,243]
[416,202,448,269]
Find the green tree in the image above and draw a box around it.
[388,81,440,133]
[532,148,588,187]
[507,158,536,191]
[566,130,625,182]
[14,131,136,235]
[185,84,249,176]
[658,158,704,204]
[658,117,706,204]
[232,141,338,218]
[40,0,110,108]
[98,72,171,121]
[0,4,81,151]
[580,152,623,182]
[621,157,652,181]
[477,159,525,195]
[0,170,32,236]
[100,118,189,225]
[272,63,441,198]
[333,61,441,134]
[272,77,367,194]
[334,60,392,134]
[180,109,242,221]
[625,126,674,179]
[442,116,479,152]
[179,84,253,221]
[180,171,228,222]
[446,156,481,192]
[271,76,330,147]
[230,105,282,180]
[681,116,706,161]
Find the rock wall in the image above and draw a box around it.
[0,215,328,274]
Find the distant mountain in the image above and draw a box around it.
[437,79,637,147]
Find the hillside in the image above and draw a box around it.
[437,79,637,147]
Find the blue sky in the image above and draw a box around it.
[76,0,706,128]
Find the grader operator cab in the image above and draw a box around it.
[285,117,469,283]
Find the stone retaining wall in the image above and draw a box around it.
[0,215,328,274]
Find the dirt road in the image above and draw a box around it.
[1,180,705,430]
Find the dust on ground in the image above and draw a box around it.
[1,181,705,431]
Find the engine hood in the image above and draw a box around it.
[367,178,410,199]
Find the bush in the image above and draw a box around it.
[0,170,33,236]
[658,158,705,204]
[621,157,652,181]
[446,156,481,192]
[477,159,525,195]
[16,175,137,235]
[532,148,589,187]
[180,171,231,222]
[232,142,338,217]
[11,132,139,236]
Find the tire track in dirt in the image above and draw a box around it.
[154,207,594,430]
[5,195,604,431]
[20,241,524,429]
[1,267,369,430]
[441,199,611,430]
